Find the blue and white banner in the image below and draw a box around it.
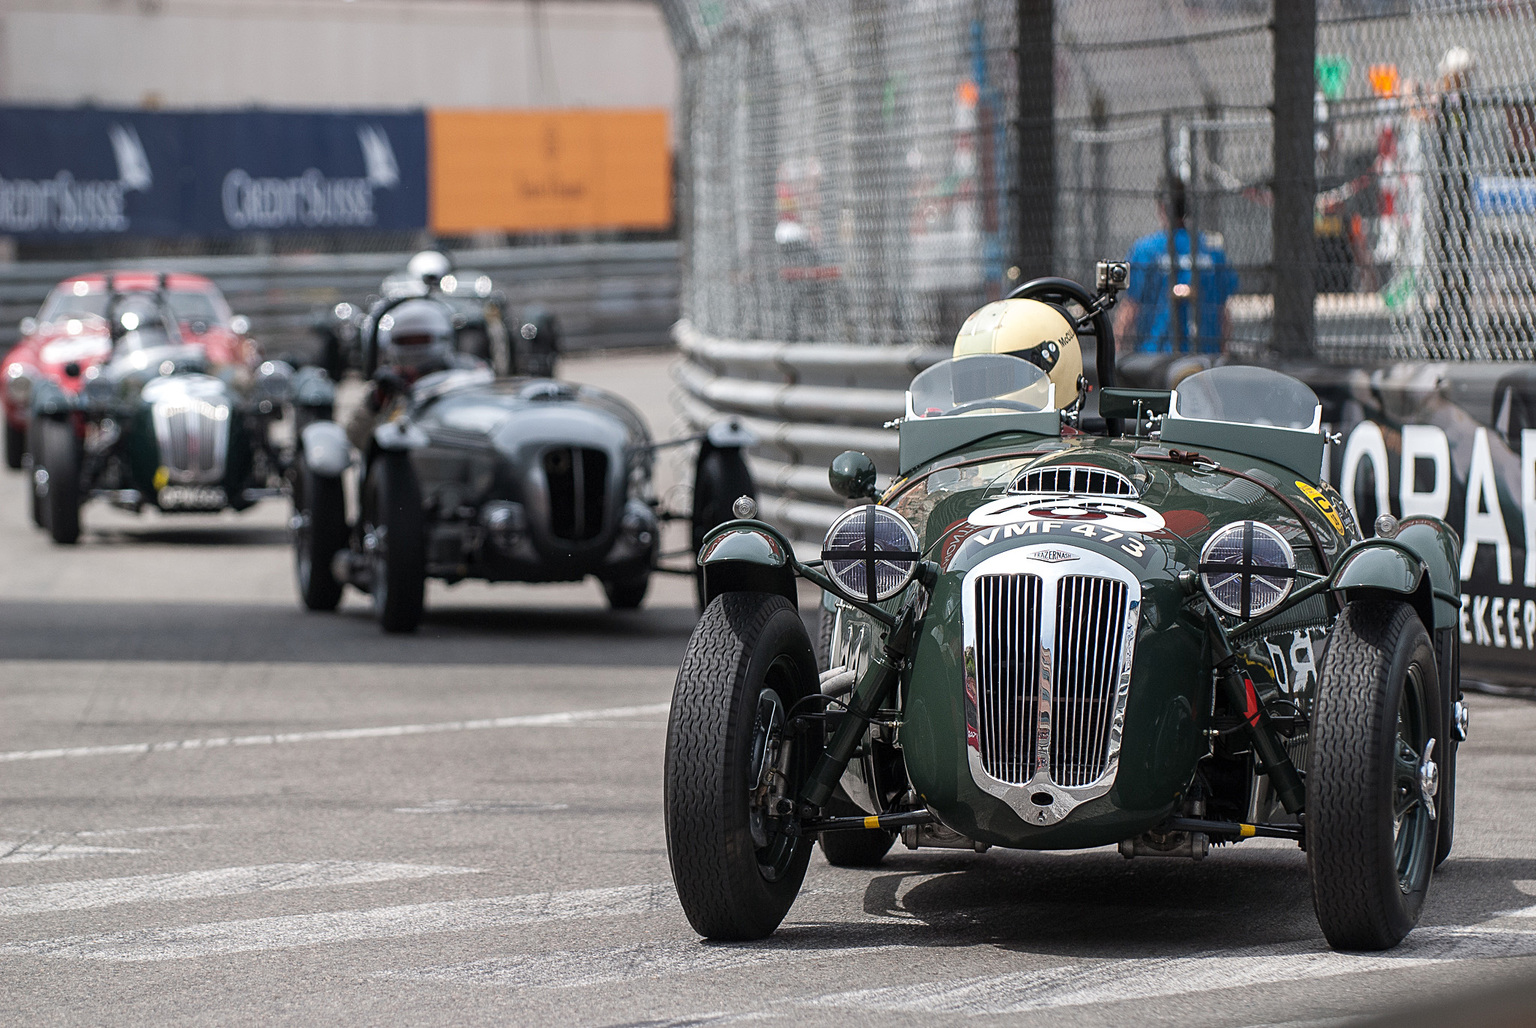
[0,107,427,237]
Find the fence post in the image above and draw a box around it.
[1016,0,1055,280]
[1271,0,1317,359]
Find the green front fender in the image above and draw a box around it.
[1332,540,1437,630]
[697,520,798,606]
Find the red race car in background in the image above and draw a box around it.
[2,272,255,469]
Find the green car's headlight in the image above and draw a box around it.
[821,504,921,603]
[1199,520,1297,620]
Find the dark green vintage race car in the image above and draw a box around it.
[664,265,1466,952]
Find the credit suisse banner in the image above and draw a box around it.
[0,106,670,237]
[0,107,427,236]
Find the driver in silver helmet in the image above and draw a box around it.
[346,297,483,450]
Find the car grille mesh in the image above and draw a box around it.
[1051,576,1129,787]
[1012,465,1137,497]
[973,573,1043,785]
[154,401,228,483]
[973,572,1128,788]
[544,446,607,542]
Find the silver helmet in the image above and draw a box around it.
[377,298,455,377]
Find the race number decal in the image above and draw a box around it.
[968,494,1166,535]
[1264,629,1325,698]
[1295,480,1347,534]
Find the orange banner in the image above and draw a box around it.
[428,109,671,234]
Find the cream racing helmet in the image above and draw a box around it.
[952,298,1083,409]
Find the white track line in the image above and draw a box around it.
[804,925,1536,1015]
[0,861,476,918]
[0,703,669,763]
[0,842,142,865]
[376,940,905,988]
[1,883,676,962]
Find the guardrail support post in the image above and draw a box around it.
[1271,0,1317,360]
[1016,0,1055,282]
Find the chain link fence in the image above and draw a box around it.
[1060,0,1536,363]
[663,0,1022,349]
[666,0,1536,362]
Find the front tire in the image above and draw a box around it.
[602,573,650,610]
[37,417,81,545]
[293,456,347,612]
[1308,600,1442,951]
[365,452,426,633]
[4,418,23,470]
[665,592,818,940]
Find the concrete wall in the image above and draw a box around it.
[0,0,676,115]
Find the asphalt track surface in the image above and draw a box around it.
[3,351,1535,1027]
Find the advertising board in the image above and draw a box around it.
[428,109,671,235]
[0,107,427,237]
[1315,365,1536,688]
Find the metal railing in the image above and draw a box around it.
[0,241,680,358]
[672,319,948,548]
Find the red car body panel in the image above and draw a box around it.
[2,271,251,432]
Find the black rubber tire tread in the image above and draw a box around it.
[370,453,426,633]
[39,417,81,545]
[664,591,817,940]
[817,792,896,868]
[690,447,756,609]
[294,457,347,612]
[602,573,650,610]
[1308,600,1440,951]
[1432,627,1459,867]
[4,419,23,470]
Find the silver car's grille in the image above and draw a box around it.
[973,573,1043,785]
[544,446,608,542]
[152,401,229,484]
[973,572,1129,789]
[1012,465,1136,497]
[1051,576,1130,787]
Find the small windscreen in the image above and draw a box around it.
[908,355,1052,418]
[1173,366,1320,430]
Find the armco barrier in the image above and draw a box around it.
[672,319,946,550]
[0,241,679,358]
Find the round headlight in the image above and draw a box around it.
[1199,520,1297,620]
[821,505,921,603]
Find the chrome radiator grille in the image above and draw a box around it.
[152,401,229,483]
[973,573,1043,785]
[973,572,1130,789]
[1051,576,1130,787]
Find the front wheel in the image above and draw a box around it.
[293,456,347,612]
[665,592,818,940]
[602,573,650,610]
[37,417,82,545]
[364,452,426,633]
[4,419,23,470]
[1308,600,1442,951]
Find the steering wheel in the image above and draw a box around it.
[943,399,1046,417]
[1005,276,1119,433]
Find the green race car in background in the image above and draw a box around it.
[664,263,1466,953]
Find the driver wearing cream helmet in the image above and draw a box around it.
[952,298,1084,409]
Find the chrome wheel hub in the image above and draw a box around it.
[1418,737,1439,820]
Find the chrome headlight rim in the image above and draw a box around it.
[821,504,922,604]
[1198,520,1298,620]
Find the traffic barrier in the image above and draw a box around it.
[0,241,679,357]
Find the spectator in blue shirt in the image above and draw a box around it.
[1114,178,1239,354]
